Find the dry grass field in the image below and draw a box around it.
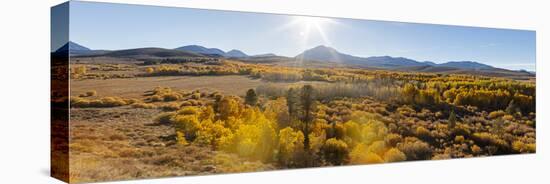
[69,107,274,183]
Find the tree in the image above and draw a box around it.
[300,85,316,152]
[505,100,516,115]
[448,110,456,129]
[245,89,258,106]
[286,88,299,118]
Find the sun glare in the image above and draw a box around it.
[292,16,334,39]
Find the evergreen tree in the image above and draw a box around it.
[448,110,456,129]
[505,100,516,115]
[300,85,316,152]
[245,89,258,106]
[286,88,299,118]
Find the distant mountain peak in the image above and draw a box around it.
[295,45,347,62]
[439,61,494,69]
[252,53,277,57]
[175,45,225,56]
[55,41,91,53]
[226,49,248,58]
[307,45,339,53]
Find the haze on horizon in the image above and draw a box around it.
[60,1,536,71]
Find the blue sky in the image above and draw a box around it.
[65,1,536,71]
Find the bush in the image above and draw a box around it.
[454,135,465,143]
[385,133,402,147]
[149,87,183,102]
[131,102,156,109]
[349,143,384,164]
[153,112,176,125]
[172,113,201,141]
[488,110,506,119]
[397,137,432,160]
[415,126,432,141]
[471,132,509,151]
[219,109,277,162]
[511,141,535,153]
[383,148,406,162]
[79,90,97,97]
[70,96,129,108]
[322,138,349,165]
[160,102,180,111]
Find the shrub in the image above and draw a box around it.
[349,143,384,164]
[471,145,482,155]
[385,133,402,147]
[502,115,514,121]
[454,135,465,143]
[145,67,154,74]
[322,138,349,165]
[397,137,432,160]
[383,148,406,162]
[149,87,183,102]
[488,110,506,119]
[172,113,201,141]
[70,96,129,108]
[415,126,432,141]
[79,90,97,97]
[154,112,176,125]
[195,120,232,148]
[220,110,277,162]
[131,102,156,109]
[471,132,509,151]
[160,102,180,111]
[511,141,535,153]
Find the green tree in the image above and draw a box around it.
[505,100,517,115]
[245,89,258,106]
[300,85,316,152]
[448,110,457,129]
[286,87,299,118]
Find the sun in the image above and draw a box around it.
[292,16,334,39]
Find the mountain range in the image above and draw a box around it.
[56,42,533,75]
[175,45,250,58]
[295,45,494,70]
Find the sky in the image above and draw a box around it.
[62,1,536,71]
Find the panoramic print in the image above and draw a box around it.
[52,1,536,183]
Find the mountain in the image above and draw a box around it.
[364,56,430,67]
[438,61,494,70]
[295,45,426,68]
[252,53,277,57]
[225,49,248,58]
[55,41,90,54]
[295,45,501,71]
[95,48,203,58]
[175,45,225,56]
[54,41,111,56]
[295,45,367,65]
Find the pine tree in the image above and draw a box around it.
[300,85,316,152]
[448,110,456,129]
[245,89,258,106]
[286,88,299,118]
[505,100,516,115]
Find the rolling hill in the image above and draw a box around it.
[92,47,204,58]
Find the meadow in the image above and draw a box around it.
[68,57,535,182]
